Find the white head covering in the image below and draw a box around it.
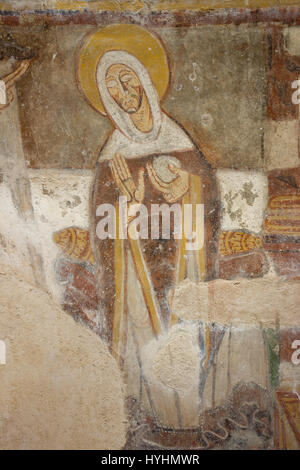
[97,50,194,160]
[97,50,162,143]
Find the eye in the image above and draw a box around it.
[106,79,117,88]
[120,74,132,83]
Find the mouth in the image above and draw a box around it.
[121,99,138,113]
[126,107,138,114]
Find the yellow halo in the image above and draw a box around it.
[77,24,170,116]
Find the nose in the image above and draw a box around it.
[118,77,128,94]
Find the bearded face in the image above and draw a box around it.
[105,63,144,114]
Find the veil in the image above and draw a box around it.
[96,50,194,160]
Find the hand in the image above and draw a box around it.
[111,154,145,225]
[111,153,145,203]
[146,162,189,203]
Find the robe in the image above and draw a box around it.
[91,140,220,428]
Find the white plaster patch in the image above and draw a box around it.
[264,119,299,170]
[28,169,93,301]
[141,324,201,393]
[217,169,267,233]
[170,278,209,322]
[28,169,92,231]
[172,278,300,327]
[0,183,39,285]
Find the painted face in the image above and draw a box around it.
[105,63,144,114]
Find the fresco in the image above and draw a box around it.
[0,1,299,450]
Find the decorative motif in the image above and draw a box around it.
[268,195,300,210]
[265,215,300,236]
[53,227,95,265]
[219,231,262,256]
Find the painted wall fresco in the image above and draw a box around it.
[0,2,300,450]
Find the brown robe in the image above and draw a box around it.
[91,142,219,351]
[90,136,271,440]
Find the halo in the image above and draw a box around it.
[77,24,170,116]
